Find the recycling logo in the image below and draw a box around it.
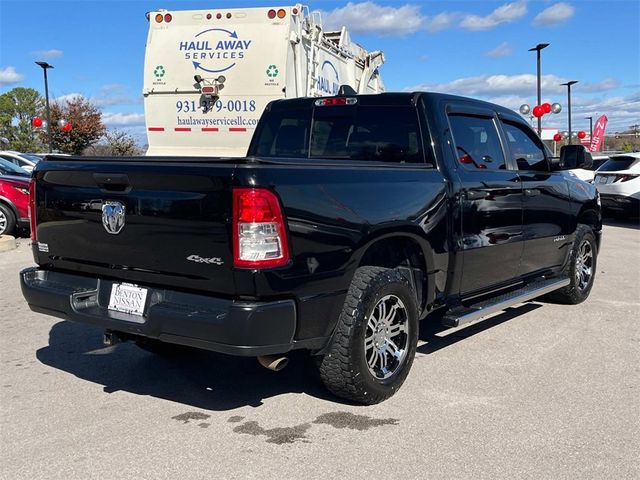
[154,65,165,78]
[266,64,279,78]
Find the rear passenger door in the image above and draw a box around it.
[499,117,572,276]
[448,107,523,295]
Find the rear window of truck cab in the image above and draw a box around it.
[252,103,426,164]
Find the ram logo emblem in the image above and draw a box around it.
[102,201,126,235]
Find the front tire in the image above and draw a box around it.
[546,224,598,304]
[317,266,418,404]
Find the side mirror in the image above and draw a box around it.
[559,144,593,170]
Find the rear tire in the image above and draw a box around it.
[0,204,16,236]
[317,266,418,404]
[546,224,597,304]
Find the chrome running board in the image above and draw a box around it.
[442,277,570,328]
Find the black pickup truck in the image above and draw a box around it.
[21,92,601,404]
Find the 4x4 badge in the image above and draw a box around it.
[186,254,224,265]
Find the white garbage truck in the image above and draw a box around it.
[143,4,385,156]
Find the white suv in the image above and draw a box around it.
[594,153,640,217]
[569,154,610,183]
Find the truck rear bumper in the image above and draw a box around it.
[20,267,301,357]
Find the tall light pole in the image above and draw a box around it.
[585,116,593,141]
[560,80,578,144]
[35,61,54,153]
[528,43,550,136]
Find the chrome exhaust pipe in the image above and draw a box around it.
[257,355,289,372]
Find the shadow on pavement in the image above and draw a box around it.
[13,227,31,238]
[602,217,639,230]
[38,303,544,410]
[36,321,336,411]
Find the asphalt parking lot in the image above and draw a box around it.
[1,220,638,480]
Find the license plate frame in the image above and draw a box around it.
[108,283,149,317]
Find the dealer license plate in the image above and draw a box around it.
[108,283,148,316]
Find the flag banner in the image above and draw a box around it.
[589,115,608,152]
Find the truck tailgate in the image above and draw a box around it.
[33,159,238,295]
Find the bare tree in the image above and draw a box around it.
[102,129,142,156]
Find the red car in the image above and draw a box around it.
[0,175,30,236]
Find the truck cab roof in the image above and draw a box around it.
[265,91,522,119]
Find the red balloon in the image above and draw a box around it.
[32,117,43,128]
[542,102,552,114]
[577,130,586,139]
[532,106,544,118]
[553,133,562,142]
[62,122,72,132]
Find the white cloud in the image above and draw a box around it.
[424,12,459,33]
[486,42,513,58]
[93,84,141,107]
[322,2,425,36]
[0,66,24,86]
[581,78,619,93]
[31,49,64,59]
[408,73,568,96]
[100,84,125,92]
[405,74,639,133]
[533,3,575,27]
[460,1,527,31]
[524,93,640,131]
[52,86,140,109]
[407,73,619,97]
[103,112,145,127]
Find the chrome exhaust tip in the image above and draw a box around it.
[257,355,289,372]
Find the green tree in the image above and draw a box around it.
[42,96,105,154]
[0,87,44,152]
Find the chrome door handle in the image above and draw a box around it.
[465,190,488,200]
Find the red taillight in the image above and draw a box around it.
[314,97,357,107]
[233,188,289,268]
[267,9,276,19]
[617,174,638,182]
[164,13,172,22]
[459,155,473,165]
[29,178,36,241]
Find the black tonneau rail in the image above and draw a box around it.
[40,155,240,164]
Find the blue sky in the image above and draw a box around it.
[1,0,639,145]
